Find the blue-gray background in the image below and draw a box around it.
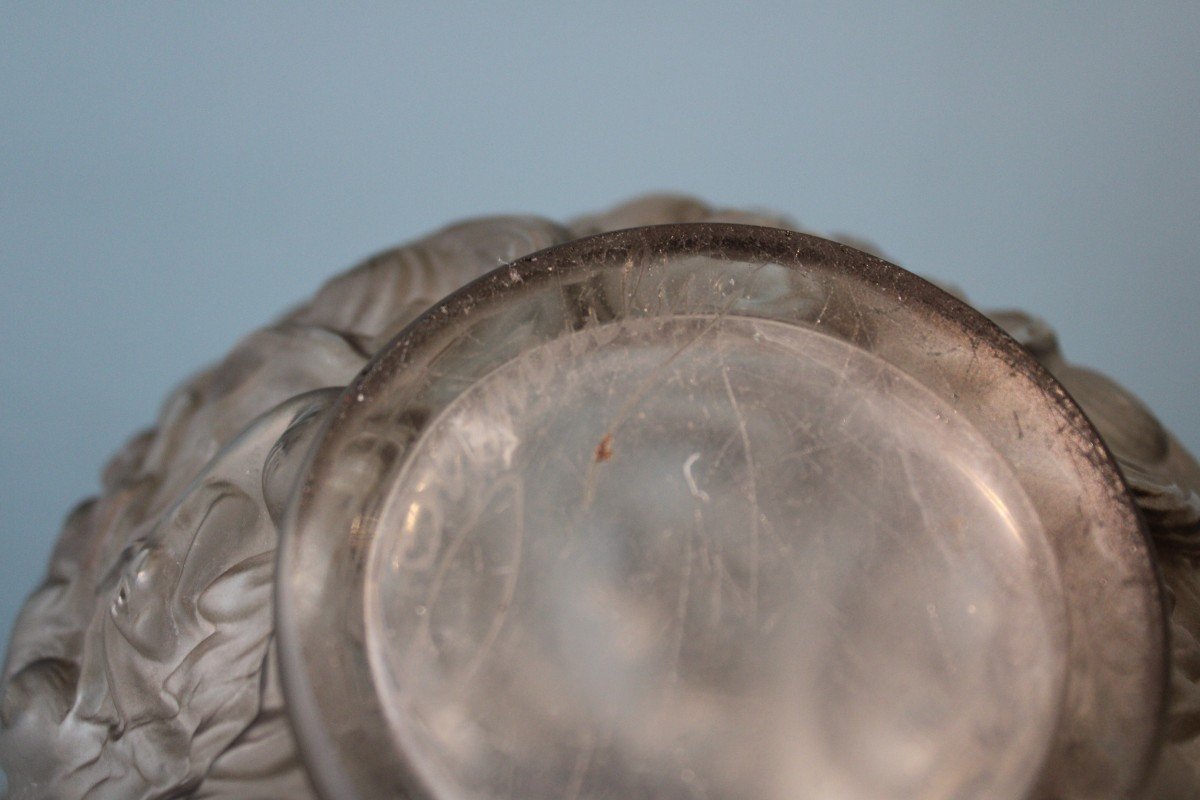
[1,2,1197,696]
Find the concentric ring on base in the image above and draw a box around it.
[277,224,1166,800]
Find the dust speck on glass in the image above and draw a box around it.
[2,196,1198,800]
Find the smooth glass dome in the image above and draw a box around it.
[365,314,1064,800]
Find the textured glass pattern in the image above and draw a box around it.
[1,197,1196,799]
